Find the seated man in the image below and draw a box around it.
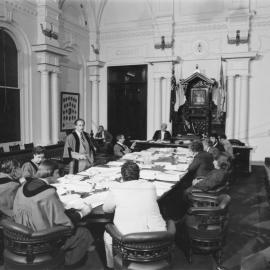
[152,123,172,141]
[0,159,21,217]
[63,118,96,174]
[209,133,225,152]
[22,146,45,178]
[114,134,135,158]
[187,140,214,180]
[188,153,230,193]
[94,125,113,144]
[103,161,170,269]
[202,138,220,160]
[13,160,93,267]
[219,134,234,158]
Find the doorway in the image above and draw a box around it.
[108,65,147,140]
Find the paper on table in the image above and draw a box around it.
[164,163,189,172]
[83,191,109,208]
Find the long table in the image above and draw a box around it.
[54,147,193,222]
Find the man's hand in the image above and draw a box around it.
[79,154,87,160]
[79,204,92,217]
[131,142,136,149]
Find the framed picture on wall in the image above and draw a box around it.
[60,92,80,131]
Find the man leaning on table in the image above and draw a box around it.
[114,134,136,157]
[13,160,94,268]
[152,123,172,141]
[63,118,96,174]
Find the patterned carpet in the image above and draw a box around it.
[0,166,269,270]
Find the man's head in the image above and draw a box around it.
[189,140,204,154]
[32,146,45,165]
[98,125,104,132]
[219,134,227,143]
[161,123,167,131]
[209,133,218,144]
[214,153,230,170]
[116,134,125,144]
[36,160,60,180]
[121,161,140,182]
[0,159,21,179]
[74,119,85,133]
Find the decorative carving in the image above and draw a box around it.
[40,23,58,40]
[227,29,249,46]
[154,36,174,50]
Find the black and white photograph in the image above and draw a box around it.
[0,0,270,270]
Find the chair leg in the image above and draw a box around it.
[213,249,222,265]
[188,248,192,264]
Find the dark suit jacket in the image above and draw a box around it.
[95,130,113,143]
[213,142,225,152]
[152,130,171,141]
[193,169,228,192]
[188,151,214,178]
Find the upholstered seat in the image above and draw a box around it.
[1,219,72,270]
[176,194,230,265]
[105,223,175,270]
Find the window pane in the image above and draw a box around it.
[0,30,18,87]
[0,87,20,143]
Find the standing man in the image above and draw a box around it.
[63,119,95,174]
[152,123,172,141]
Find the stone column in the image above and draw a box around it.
[154,77,162,131]
[91,79,99,130]
[161,77,167,123]
[239,75,249,143]
[40,70,51,145]
[225,75,235,139]
[51,71,59,144]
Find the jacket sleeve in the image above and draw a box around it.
[188,156,200,174]
[194,170,225,191]
[114,144,124,157]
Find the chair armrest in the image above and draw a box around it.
[188,207,222,215]
[190,194,218,201]
[123,231,174,243]
[105,223,123,241]
[1,219,33,236]
[32,226,73,239]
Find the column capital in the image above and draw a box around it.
[37,64,60,73]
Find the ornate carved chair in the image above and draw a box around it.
[24,143,34,150]
[1,219,72,270]
[176,194,230,265]
[9,145,20,152]
[105,222,175,270]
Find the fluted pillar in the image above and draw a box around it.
[225,75,235,139]
[154,77,162,130]
[40,70,51,145]
[239,75,249,143]
[91,79,99,129]
[51,72,59,144]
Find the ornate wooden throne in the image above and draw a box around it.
[173,72,222,136]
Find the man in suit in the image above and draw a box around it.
[113,134,136,158]
[189,153,230,192]
[187,140,214,180]
[95,125,113,143]
[210,133,225,152]
[63,118,96,174]
[152,123,172,141]
[13,160,93,267]
[103,161,168,269]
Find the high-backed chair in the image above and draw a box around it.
[24,143,34,150]
[177,194,230,265]
[105,223,175,270]
[1,219,72,270]
[9,144,20,152]
[0,147,4,153]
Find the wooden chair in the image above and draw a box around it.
[24,143,34,150]
[1,219,72,270]
[9,144,20,152]
[0,147,4,153]
[176,194,230,265]
[105,223,174,270]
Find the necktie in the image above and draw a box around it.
[80,133,85,142]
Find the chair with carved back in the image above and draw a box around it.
[9,145,20,152]
[1,219,72,270]
[105,221,175,270]
[176,194,231,266]
[24,143,34,150]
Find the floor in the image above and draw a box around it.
[1,165,269,270]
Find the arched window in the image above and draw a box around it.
[0,29,20,143]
